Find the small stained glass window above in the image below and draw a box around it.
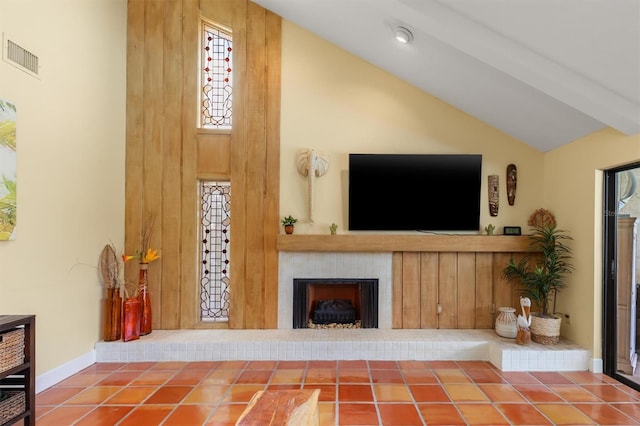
[201,21,232,129]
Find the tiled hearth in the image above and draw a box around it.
[95,328,591,373]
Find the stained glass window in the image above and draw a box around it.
[201,21,232,129]
[199,181,231,322]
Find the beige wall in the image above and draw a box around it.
[544,128,640,358]
[0,0,127,375]
[280,22,544,236]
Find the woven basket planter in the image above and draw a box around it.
[0,328,25,374]
[530,314,561,345]
[0,391,25,424]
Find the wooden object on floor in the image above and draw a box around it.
[617,216,637,375]
[235,389,320,426]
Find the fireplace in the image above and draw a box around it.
[293,278,378,328]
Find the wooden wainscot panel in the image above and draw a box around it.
[420,253,439,328]
[457,253,477,329]
[475,253,494,328]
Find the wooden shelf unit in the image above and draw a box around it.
[0,315,35,426]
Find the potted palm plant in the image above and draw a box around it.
[501,214,574,345]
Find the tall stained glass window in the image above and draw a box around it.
[201,21,232,129]
[199,181,231,322]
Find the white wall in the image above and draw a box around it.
[0,0,127,375]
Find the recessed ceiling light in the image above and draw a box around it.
[395,26,413,44]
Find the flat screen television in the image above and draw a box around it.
[348,153,483,231]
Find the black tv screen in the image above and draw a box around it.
[348,153,482,231]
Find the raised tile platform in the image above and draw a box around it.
[95,329,591,372]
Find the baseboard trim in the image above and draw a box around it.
[36,350,96,393]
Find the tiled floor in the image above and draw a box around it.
[34,360,640,425]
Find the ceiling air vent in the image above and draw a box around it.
[3,33,40,79]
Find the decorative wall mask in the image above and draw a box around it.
[296,148,329,223]
[507,164,517,206]
[488,175,499,217]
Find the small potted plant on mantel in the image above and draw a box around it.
[281,215,298,234]
[501,209,574,345]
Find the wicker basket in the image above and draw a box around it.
[0,391,26,424]
[0,328,25,374]
[530,314,561,345]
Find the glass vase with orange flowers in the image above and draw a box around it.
[123,217,160,337]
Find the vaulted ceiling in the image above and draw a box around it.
[251,0,640,152]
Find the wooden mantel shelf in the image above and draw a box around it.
[276,234,531,253]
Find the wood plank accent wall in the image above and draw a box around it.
[125,0,281,330]
[277,235,529,329]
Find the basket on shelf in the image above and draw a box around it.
[0,391,26,424]
[0,328,25,374]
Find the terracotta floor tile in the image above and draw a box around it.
[303,383,336,401]
[457,360,494,370]
[500,371,541,384]
[466,368,506,384]
[478,384,527,402]
[117,405,174,426]
[166,369,209,385]
[370,369,404,383]
[434,368,471,383]
[531,371,575,384]
[535,403,597,424]
[144,385,193,404]
[96,370,143,386]
[514,384,565,402]
[130,370,174,386]
[201,368,241,385]
[221,384,265,403]
[575,402,640,424]
[204,403,247,426]
[35,404,54,419]
[270,368,304,383]
[368,360,398,369]
[64,386,122,404]
[308,360,338,368]
[305,367,337,383]
[35,406,95,426]
[151,361,189,371]
[217,360,248,370]
[338,367,372,383]
[373,384,413,402]
[276,360,308,369]
[378,403,423,425]
[418,403,466,425]
[57,372,109,386]
[36,386,85,405]
[561,371,611,384]
[409,384,451,402]
[443,383,490,402]
[318,402,337,425]
[183,384,229,403]
[74,405,134,426]
[582,384,640,402]
[235,369,273,384]
[495,402,552,425]
[105,386,157,404]
[338,402,379,425]
[611,402,640,420]
[425,360,458,369]
[245,360,278,370]
[266,383,303,391]
[82,362,126,372]
[338,384,374,402]
[162,404,216,425]
[456,403,510,425]
[183,361,220,370]
[121,361,157,371]
[403,369,438,384]
[549,384,603,402]
[397,360,428,370]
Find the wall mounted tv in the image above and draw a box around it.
[348,153,483,232]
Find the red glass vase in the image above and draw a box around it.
[137,263,152,336]
[122,298,140,342]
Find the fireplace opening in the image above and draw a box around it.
[293,278,378,328]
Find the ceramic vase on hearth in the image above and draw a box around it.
[122,297,140,342]
[102,287,122,342]
[137,263,152,336]
[495,307,517,339]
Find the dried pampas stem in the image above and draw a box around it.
[98,243,120,289]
